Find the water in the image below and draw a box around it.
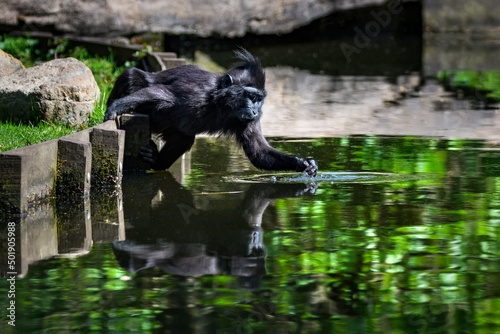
[2,135,500,333]
[2,34,500,332]
[228,171,419,184]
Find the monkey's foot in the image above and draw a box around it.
[140,140,159,165]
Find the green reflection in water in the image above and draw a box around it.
[438,70,500,99]
[1,136,500,333]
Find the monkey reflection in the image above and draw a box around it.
[112,173,316,288]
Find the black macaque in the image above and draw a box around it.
[104,48,318,176]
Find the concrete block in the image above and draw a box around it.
[0,120,124,213]
[90,128,125,187]
[13,140,59,202]
[61,127,92,142]
[57,139,92,197]
[145,52,185,71]
[0,154,26,214]
[161,58,186,69]
[0,139,58,214]
[117,113,151,171]
[94,119,119,131]
[155,52,177,59]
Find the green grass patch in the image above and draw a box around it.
[0,35,42,66]
[0,121,75,151]
[0,35,136,152]
[438,70,500,99]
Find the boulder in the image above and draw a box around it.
[0,49,25,76]
[0,58,100,126]
[0,0,411,38]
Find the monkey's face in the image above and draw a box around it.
[217,72,267,123]
[238,86,266,121]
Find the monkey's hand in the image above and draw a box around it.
[296,158,318,177]
[140,140,159,166]
[295,182,318,196]
[103,106,117,122]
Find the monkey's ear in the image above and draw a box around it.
[220,74,233,89]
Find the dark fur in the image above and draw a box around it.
[104,48,317,176]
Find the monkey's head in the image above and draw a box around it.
[214,48,267,123]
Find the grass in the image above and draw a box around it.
[0,122,74,151]
[0,35,136,152]
[438,70,500,99]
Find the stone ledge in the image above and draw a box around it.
[0,120,123,215]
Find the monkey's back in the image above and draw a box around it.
[149,65,222,134]
[153,65,218,98]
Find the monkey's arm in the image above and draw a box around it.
[239,123,318,176]
[104,86,174,121]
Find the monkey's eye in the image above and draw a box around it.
[249,94,263,103]
[220,74,233,89]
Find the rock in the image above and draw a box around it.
[0,58,100,126]
[0,49,25,76]
[0,0,413,38]
[424,0,500,33]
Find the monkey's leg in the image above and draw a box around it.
[104,86,174,121]
[142,132,195,170]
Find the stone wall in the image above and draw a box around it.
[424,0,500,32]
[2,1,499,38]
[0,0,416,37]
